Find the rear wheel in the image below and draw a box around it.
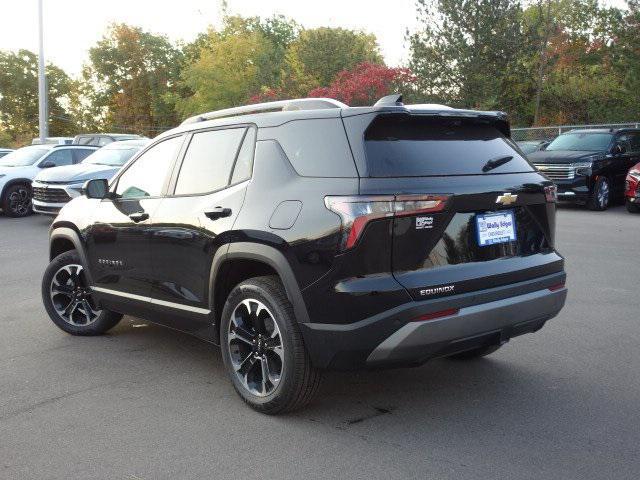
[220,276,322,414]
[626,199,640,213]
[448,344,502,360]
[587,177,610,211]
[42,250,122,335]
[2,183,32,217]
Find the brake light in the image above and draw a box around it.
[548,282,565,292]
[544,185,557,203]
[325,194,449,251]
[412,308,459,322]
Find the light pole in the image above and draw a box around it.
[37,0,48,142]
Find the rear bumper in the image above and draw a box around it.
[300,271,567,370]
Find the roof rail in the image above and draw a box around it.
[181,98,348,125]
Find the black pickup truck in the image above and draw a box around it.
[528,128,640,210]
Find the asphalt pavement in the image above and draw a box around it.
[1,206,639,480]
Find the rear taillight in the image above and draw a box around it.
[544,185,557,203]
[325,194,449,251]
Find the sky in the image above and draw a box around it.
[0,0,629,77]
[0,0,419,76]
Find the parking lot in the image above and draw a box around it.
[1,206,639,480]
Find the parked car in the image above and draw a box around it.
[42,95,567,414]
[32,139,149,216]
[516,140,550,155]
[31,137,74,145]
[0,144,98,217]
[625,162,640,213]
[529,128,640,210]
[0,148,13,158]
[73,133,146,147]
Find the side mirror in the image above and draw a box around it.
[612,144,626,155]
[40,161,55,168]
[83,178,109,199]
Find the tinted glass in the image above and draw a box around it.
[275,118,357,177]
[72,149,95,163]
[175,128,245,195]
[84,147,140,166]
[231,128,256,184]
[44,149,74,167]
[0,147,48,166]
[115,136,182,199]
[546,133,613,152]
[630,133,640,152]
[365,116,533,177]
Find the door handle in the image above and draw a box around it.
[129,211,149,222]
[204,206,232,220]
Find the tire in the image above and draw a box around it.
[2,183,32,217]
[626,199,640,213]
[42,250,122,336]
[220,275,322,414]
[448,344,502,360]
[587,177,610,211]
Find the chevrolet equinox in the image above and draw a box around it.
[42,95,568,414]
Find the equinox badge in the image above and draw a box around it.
[496,193,518,206]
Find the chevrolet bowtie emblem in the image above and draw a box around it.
[496,193,518,206]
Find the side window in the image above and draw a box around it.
[43,149,74,167]
[231,128,256,184]
[72,149,95,163]
[630,133,640,153]
[617,134,632,153]
[98,137,111,146]
[115,136,183,199]
[174,128,246,196]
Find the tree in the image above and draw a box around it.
[408,0,523,110]
[309,63,416,106]
[85,24,183,136]
[285,27,383,94]
[0,49,76,146]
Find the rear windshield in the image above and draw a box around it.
[364,116,533,177]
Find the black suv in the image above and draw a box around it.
[529,128,640,210]
[42,95,567,413]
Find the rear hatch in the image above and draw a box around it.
[354,113,563,300]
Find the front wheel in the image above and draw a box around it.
[587,177,610,211]
[2,183,32,217]
[220,276,322,414]
[626,199,640,213]
[42,250,122,335]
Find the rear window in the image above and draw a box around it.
[364,116,533,177]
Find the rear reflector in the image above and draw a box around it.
[412,308,459,322]
[325,194,449,251]
[548,283,565,292]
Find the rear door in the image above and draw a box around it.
[146,126,255,334]
[357,114,563,300]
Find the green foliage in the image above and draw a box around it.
[286,27,383,91]
[0,49,76,146]
[408,0,640,126]
[85,23,183,136]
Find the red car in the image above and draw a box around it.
[626,162,640,213]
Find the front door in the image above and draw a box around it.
[146,126,255,335]
[85,135,185,310]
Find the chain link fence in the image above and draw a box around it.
[512,122,640,142]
